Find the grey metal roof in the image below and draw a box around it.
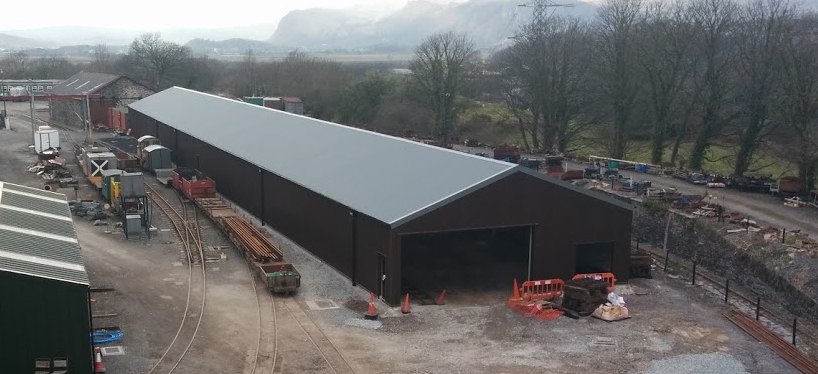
[130,87,632,226]
[0,182,89,285]
[131,87,518,225]
[47,71,120,95]
[144,144,168,153]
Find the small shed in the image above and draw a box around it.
[0,181,92,374]
[143,144,172,171]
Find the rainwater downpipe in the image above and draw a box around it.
[259,168,265,227]
[350,210,357,286]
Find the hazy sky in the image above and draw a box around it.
[2,0,465,30]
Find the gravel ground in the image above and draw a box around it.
[636,353,749,374]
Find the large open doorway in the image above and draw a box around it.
[574,242,614,274]
[400,226,531,305]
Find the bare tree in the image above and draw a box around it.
[637,1,696,164]
[731,0,793,175]
[594,0,643,159]
[238,49,259,96]
[501,17,594,153]
[410,31,477,145]
[127,33,191,91]
[687,0,738,170]
[779,11,818,188]
[0,51,29,78]
[93,44,112,65]
[499,31,543,150]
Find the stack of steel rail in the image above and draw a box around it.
[221,217,283,262]
[194,197,283,262]
[726,310,818,374]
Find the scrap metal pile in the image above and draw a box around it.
[68,200,107,221]
[27,157,78,190]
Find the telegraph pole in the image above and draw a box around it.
[29,83,35,144]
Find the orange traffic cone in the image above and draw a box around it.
[94,346,106,373]
[510,279,522,301]
[364,293,379,320]
[435,289,446,305]
[401,293,411,314]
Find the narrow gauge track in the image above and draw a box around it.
[648,251,818,362]
[277,296,356,374]
[144,181,208,374]
[249,270,278,374]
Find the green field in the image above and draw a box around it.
[456,101,793,177]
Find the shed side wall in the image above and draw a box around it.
[0,272,92,374]
[395,171,633,287]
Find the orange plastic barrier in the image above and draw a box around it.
[572,273,616,292]
[520,279,565,301]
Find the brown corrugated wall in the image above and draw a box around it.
[392,171,632,303]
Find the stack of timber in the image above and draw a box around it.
[561,278,610,317]
[630,248,653,279]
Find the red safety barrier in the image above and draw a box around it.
[572,273,617,292]
[520,279,565,301]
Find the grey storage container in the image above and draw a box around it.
[125,214,142,234]
[120,172,146,197]
[144,145,172,171]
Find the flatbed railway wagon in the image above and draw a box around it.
[187,175,301,294]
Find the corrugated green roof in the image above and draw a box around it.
[0,182,88,285]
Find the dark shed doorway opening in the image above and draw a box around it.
[575,242,614,274]
[400,226,531,305]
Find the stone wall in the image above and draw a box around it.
[631,198,818,320]
[49,78,154,129]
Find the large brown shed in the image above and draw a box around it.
[128,87,633,305]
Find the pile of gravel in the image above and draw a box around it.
[637,353,748,374]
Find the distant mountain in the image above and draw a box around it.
[1,26,136,46]
[0,33,55,49]
[0,23,281,49]
[270,0,599,50]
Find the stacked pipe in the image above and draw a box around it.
[221,216,283,261]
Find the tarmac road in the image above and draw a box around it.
[452,144,818,238]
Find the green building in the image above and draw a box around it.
[0,181,92,374]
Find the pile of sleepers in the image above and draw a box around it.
[560,278,610,317]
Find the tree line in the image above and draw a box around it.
[491,0,818,181]
[407,0,818,184]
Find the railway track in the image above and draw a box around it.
[250,270,279,374]
[144,181,207,374]
[278,296,356,374]
[647,251,818,364]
